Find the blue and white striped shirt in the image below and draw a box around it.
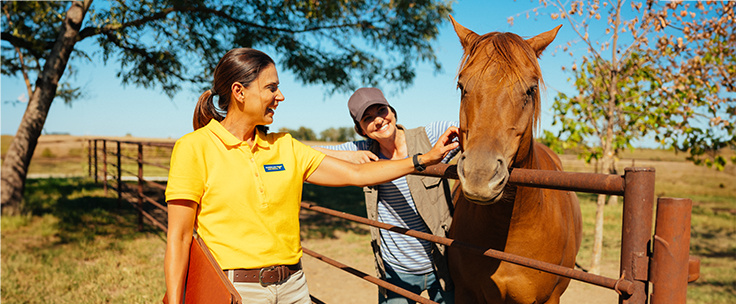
[318,121,459,274]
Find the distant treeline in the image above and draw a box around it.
[278,126,358,142]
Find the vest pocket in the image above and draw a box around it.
[420,176,442,189]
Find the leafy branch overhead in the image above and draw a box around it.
[517,0,735,171]
[0,0,452,215]
[2,0,452,98]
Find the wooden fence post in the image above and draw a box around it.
[102,140,107,196]
[137,143,144,231]
[94,140,98,183]
[117,141,122,208]
[88,140,92,178]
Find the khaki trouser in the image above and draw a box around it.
[229,269,310,304]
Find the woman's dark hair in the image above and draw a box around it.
[193,48,275,132]
[354,105,398,138]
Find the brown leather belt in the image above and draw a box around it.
[225,262,302,285]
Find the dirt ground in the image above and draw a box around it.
[300,231,620,304]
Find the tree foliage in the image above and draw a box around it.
[319,127,357,142]
[517,0,735,276]
[279,126,317,142]
[3,0,452,96]
[0,0,453,214]
[280,126,357,142]
[521,0,735,171]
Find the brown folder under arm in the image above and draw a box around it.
[163,234,242,304]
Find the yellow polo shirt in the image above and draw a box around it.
[165,119,325,269]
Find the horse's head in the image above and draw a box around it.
[450,15,560,205]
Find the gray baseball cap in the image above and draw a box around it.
[348,88,389,123]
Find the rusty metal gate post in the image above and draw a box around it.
[620,167,656,304]
[117,141,122,208]
[650,198,692,304]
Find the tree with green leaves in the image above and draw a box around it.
[319,126,357,142]
[517,0,734,274]
[279,126,318,142]
[1,0,453,215]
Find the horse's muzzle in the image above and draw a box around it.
[457,153,509,205]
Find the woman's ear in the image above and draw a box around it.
[354,125,365,137]
[231,82,246,102]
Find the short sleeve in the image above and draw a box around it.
[292,137,327,180]
[165,135,206,203]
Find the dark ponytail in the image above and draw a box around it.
[193,89,225,130]
[193,48,276,131]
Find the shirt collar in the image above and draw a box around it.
[206,119,270,150]
[253,128,270,150]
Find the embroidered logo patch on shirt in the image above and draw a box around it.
[264,164,285,172]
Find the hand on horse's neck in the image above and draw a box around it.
[376,128,407,160]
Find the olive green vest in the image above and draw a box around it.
[365,125,454,292]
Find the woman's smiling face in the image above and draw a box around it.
[241,64,284,126]
[358,104,397,140]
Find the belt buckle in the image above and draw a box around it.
[258,266,278,286]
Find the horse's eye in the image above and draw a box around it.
[524,85,537,107]
[457,82,465,94]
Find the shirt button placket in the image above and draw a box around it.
[250,155,267,207]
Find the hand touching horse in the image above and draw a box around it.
[447,16,582,304]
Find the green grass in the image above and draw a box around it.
[1,178,166,304]
[2,144,734,303]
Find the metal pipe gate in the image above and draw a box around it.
[88,139,699,303]
[413,164,699,304]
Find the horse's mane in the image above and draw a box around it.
[456,32,544,133]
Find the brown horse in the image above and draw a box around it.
[447,16,582,304]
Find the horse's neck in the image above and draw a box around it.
[512,134,539,170]
[505,138,545,218]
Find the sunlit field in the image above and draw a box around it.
[1,136,734,303]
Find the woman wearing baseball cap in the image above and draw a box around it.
[314,87,459,304]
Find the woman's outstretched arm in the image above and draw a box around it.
[164,199,197,304]
[307,127,459,186]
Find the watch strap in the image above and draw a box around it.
[412,153,426,172]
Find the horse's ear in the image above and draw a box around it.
[526,25,562,57]
[449,15,479,49]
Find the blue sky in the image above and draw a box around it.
[1,1,601,142]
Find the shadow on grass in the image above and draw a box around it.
[300,184,370,239]
[23,178,153,244]
[23,179,373,242]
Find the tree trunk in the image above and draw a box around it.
[607,156,619,206]
[590,53,620,275]
[0,1,91,215]
[589,193,606,275]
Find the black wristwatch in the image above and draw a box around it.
[412,153,426,172]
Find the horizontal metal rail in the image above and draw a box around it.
[142,178,167,191]
[143,194,168,213]
[301,202,634,296]
[302,247,438,304]
[415,163,625,196]
[90,139,175,148]
[140,209,167,232]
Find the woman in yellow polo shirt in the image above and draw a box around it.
[164,48,459,304]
